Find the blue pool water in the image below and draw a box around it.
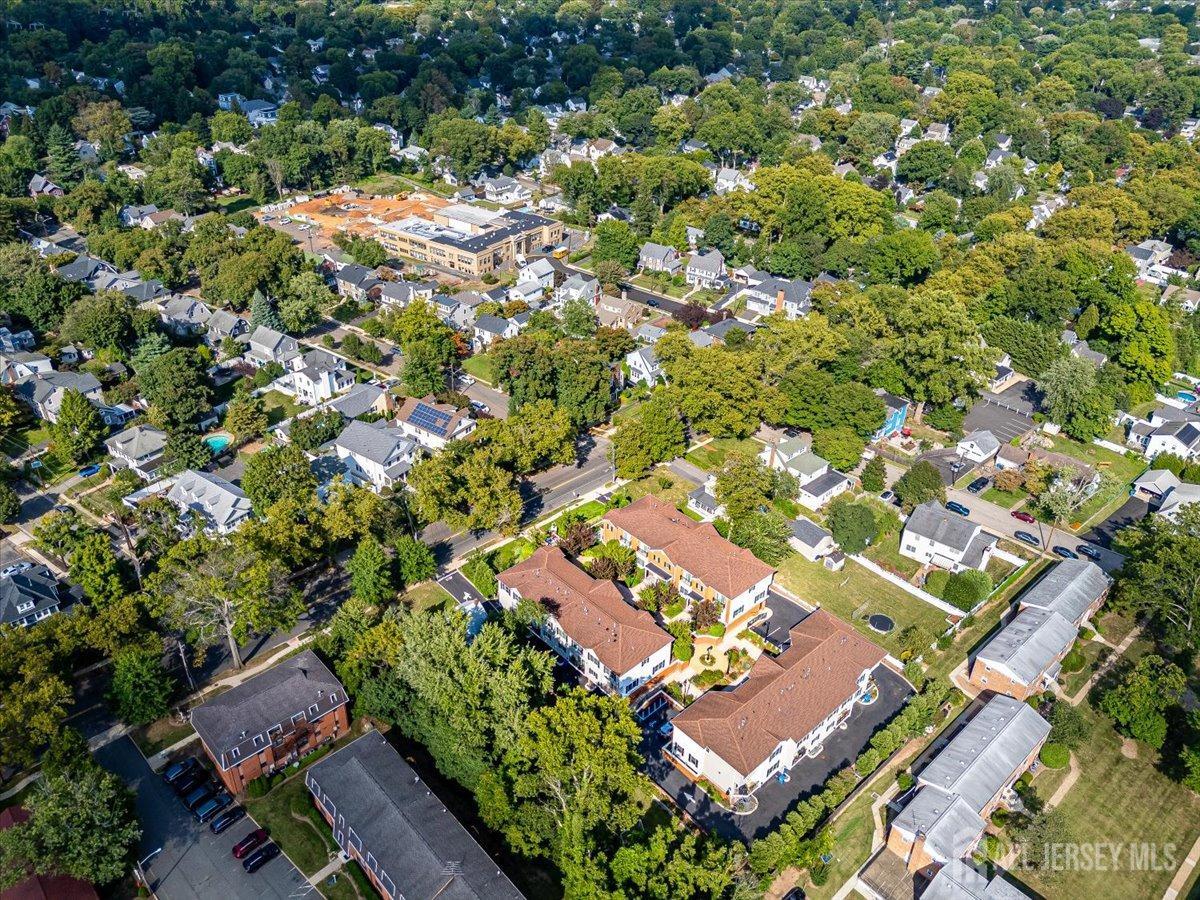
[204,434,232,453]
[1178,391,1197,404]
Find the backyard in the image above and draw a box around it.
[461,352,497,385]
[629,272,689,299]
[259,389,305,426]
[684,436,763,472]
[863,531,921,580]
[1014,702,1200,900]
[403,580,451,612]
[1045,435,1146,528]
[774,554,950,659]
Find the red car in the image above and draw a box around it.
[1010,510,1035,524]
[232,828,268,859]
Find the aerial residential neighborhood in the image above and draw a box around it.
[1,1,1200,900]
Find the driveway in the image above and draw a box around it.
[945,487,1125,573]
[94,737,309,900]
[1081,496,1148,549]
[751,590,812,649]
[644,666,912,842]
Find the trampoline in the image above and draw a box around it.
[867,614,895,634]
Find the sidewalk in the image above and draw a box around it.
[1067,625,1144,706]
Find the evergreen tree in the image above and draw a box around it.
[46,124,84,187]
[249,289,284,331]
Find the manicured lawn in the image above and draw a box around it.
[1094,608,1137,644]
[403,580,451,612]
[0,421,51,460]
[1013,703,1200,900]
[131,718,196,758]
[618,472,693,508]
[985,556,1017,584]
[538,500,607,535]
[245,776,336,877]
[774,555,951,658]
[684,437,762,472]
[863,531,922,580]
[1046,435,1146,527]
[461,352,497,385]
[629,273,688,299]
[259,390,305,426]
[982,485,1028,509]
[1058,637,1111,698]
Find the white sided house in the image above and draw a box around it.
[901,501,997,573]
[667,610,885,800]
[332,419,419,492]
[498,546,674,698]
[394,395,476,450]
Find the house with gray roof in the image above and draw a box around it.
[54,253,113,286]
[922,859,1030,900]
[684,248,726,288]
[192,649,349,794]
[788,518,836,561]
[0,350,52,384]
[889,695,1050,875]
[798,469,853,511]
[333,419,418,492]
[305,730,525,900]
[0,565,65,627]
[13,370,103,422]
[626,346,663,386]
[1061,329,1108,368]
[956,429,1000,464]
[901,501,996,573]
[283,348,353,406]
[157,294,212,336]
[1014,558,1110,628]
[378,279,436,308]
[472,314,520,351]
[105,424,168,479]
[0,326,34,354]
[245,325,300,369]
[638,242,682,275]
[205,309,249,347]
[734,274,813,320]
[760,436,829,487]
[334,263,381,301]
[166,469,254,535]
[969,607,1077,699]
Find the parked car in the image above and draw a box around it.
[1010,510,1036,524]
[53,504,73,514]
[966,477,989,494]
[470,400,490,414]
[172,770,208,797]
[183,783,217,812]
[243,842,281,873]
[162,757,200,786]
[646,297,659,308]
[232,828,269,860]
[1053,546,1079,559]
[880,490,896,505]
[0,562,33,578]
[193,792,232,824]
[209,806,246,834]
[946,501,970,516]
[77,464,102,478]
[1014,531,1040,547]
[458,374,476,386]
[1076,544,1102,561]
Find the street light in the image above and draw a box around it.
[136,847,162,893]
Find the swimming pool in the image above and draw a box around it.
[204,433,232,454]
[1177,391,1197,404]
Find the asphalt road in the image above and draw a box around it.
[94,736,310,900]
[944,486,1125,573]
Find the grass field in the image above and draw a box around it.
[1046,435,1146,527]
[774,554,950,658]
[684,437,762,472]
[629,273,689,299]
[461,353,497,385]
[1015,702,1200,900]
[403,580,451,612]
[983,485,1029,509]
[863,531,922,579]
[259,390,305,426]
[245,776,336,876]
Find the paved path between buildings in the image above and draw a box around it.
[1046,752,1080,809]
[1067,625,1144,706]
[307,854,346,888]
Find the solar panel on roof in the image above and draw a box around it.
[408,402,453,437]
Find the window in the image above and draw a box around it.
[329,692,339,703]
[230,747,240,760]
[652,659,666,674]
[309,703,319,715]
[770,745,783,760]
[16,601,33,614]
[253,734,266,748]
[687,753,699,768]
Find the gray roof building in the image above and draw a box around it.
[305,730,524,900]
[974,606,1077,686]
[923,859,1030,900]
[788,517,833,550]
[191,649,347,771]
[1016,559,1110,627]
[166,469,253,533]
[0,565,63,627]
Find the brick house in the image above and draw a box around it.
[191,650,350,794]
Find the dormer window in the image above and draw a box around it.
[16,601,33,613]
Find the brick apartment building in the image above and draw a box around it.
[191,650,350,794]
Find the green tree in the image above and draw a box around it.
[1038,355,1116,441]
[68,530,126,605]
[280,272,330,333]
[1114,505,1200,652]
[46,124,84,187]
[240,443,317,512]
[1098,654,1186,748]
[138,349,212,427]
[0,762,140,889]
[591,220,640,270]
[249,289,284,331]
[347,535,395,605]
[223,388,268,441]
[0,482,21,524]
[828,501,878,554]
[612,391,685,478]
[408,443,524,535]
[288,409,345,452]
[393,535,437,588]
[561,294,597,338]
[812,426,866,471]
[107,647,175,726]
[51,390,105,465]
[861,457,886,493]
[893,461,945,512]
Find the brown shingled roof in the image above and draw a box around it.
[498,546,672,675]
[603,495,775,599]
[671,609,886,777]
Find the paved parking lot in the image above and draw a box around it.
[751,590,812,648]
[94,737,310,900]
[644,666,912,842]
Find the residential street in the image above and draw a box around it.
[944,486,1125,573]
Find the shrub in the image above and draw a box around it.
[809,862,830,886]
[924,570,950,598]
[1040,743,1070,769]
[942,569,992,611]
[1079,625,1096,641]
[663,599,685,618]
[855,748,881,777]
[991,808,1009,827]
[693,669,725,689]
[1060,646,1086,673]
[1017,771,1033,787]
[705,623,726,638]
[1048,701,1088,750]
[936,634,953,651]
[667,619,694,661]
[461,554,497,599]
[896,771,914,791]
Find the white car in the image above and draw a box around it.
[470,400,490,414]
[458,374,476,386]
[0,562,33,578]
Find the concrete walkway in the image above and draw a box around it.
[1163,830,1200,899]
[1046,752,1080,809]
[0,772,40,801]
[307,854,346,888]
[1067,625,1144,706]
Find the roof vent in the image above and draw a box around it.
[802,667,811,679]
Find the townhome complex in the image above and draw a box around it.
[191,650,350,794]
[667,609,886,801]
[305,730,525,900]
[600,495,775,631]
[969,560,1111,699]
[497,545,675,698]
